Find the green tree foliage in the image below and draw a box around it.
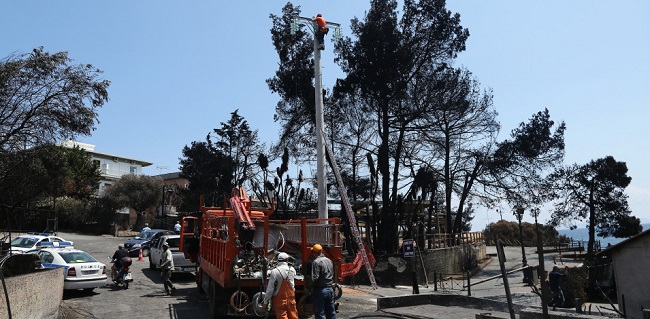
[179,141,233,209]
[489,109,565,211]
[208,110,263,187]
[104,174,163,231]
[333,0,469,254]
[550,156,637,255]
[267,3,319,158]
[0,47,109,153]
[0,145,100,230]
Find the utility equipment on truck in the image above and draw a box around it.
[180,187,344,318]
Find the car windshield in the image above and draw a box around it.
[59,251,97,263]
[10,237,38,248]
[134,231,155,240]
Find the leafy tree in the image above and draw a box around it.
[267,3,319,158]
[415,67,498,237]
[104,174,163,231]
[0,47,109,153]
[179,141,233,209]
[0,145,100,230]
[209,110,263,187]
[333,0,469,254]
[489,109,565,214]
[550,156,637,255]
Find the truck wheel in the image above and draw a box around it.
[297,294,314,319]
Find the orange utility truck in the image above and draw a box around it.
[180,188,343,318]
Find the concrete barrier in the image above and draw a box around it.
[0,268,64,319]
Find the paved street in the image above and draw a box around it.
[55,232,379,319]
[50,233,617,318]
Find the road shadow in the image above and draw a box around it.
[141,267,196,284]
[62,289,101,300]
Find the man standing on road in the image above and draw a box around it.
[174,221,181,232]
[263,252,299,319]
[548,265,568,310]
[160,242,176,295]
[310,244,336,319]
[142,223,151,232]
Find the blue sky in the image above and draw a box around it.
[2,1,649,231]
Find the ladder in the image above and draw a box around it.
[321,131,378,289]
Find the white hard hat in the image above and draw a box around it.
[277,252,289,261]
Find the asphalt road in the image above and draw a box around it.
[56,232,381,319]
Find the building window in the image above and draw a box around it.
[130,166,137,175]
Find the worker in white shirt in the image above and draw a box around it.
[263,252,299,319]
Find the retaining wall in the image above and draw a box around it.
[0,268,63,319]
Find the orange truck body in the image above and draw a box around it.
[179,188,343,318]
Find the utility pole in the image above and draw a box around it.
[291,14,342,220]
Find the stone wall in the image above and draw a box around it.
[366,243,486,286]
[0,268,63,319]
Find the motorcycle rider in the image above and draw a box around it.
[111,244,129,281]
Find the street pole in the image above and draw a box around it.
[515,207,527,266]
[313,38,327,220]
[291,15,342,221]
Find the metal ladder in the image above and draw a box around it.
[321,131,378,289]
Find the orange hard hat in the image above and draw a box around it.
[311,244,323,252]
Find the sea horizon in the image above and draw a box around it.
[557,223,649,248]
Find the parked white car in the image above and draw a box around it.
[148,235,196,273]
[27,242,107,291]
[10,233,73,253]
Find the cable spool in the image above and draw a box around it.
[251,292,268,316]
[229,290,250,313]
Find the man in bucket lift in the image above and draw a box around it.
[313,14,328,50]
[263,252,299,319]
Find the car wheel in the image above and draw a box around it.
[142,248,150,257]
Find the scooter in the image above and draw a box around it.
[108,256,134,289]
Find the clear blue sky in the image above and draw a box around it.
[3,1,649,231]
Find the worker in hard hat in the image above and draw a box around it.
[313,14,328,50]
[310,244,336,319]
[263,252,299,319]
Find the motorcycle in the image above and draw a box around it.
[108,256,134,289]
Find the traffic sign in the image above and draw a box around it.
[403,239,414,257]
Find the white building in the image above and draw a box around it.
[58,141,153,196]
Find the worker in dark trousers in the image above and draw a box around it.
[310,244,336,319]
[313,14,327,50]
[548,265,568,310]
[160,242,176,295]
[263,252,299,319]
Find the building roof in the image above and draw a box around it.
[156,172,184,180]
[596,228,650,256]
[58,140,153,167]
